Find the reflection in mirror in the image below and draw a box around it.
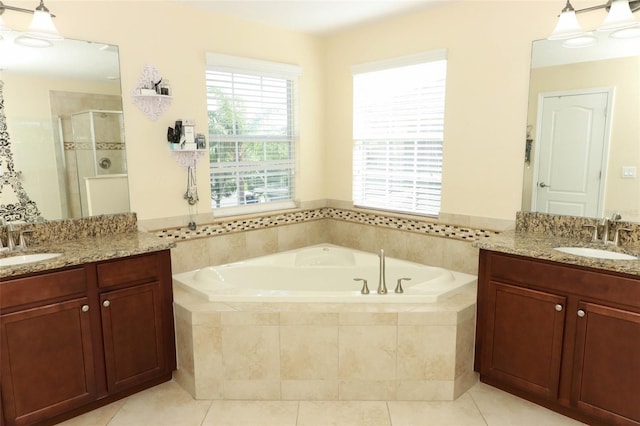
[522,32,640,223]
[0,33,129,222]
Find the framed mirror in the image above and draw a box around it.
[522,32,640,223]
[0,33,129,222]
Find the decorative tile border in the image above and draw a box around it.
[155,208,499,242]
[63,142,125,150]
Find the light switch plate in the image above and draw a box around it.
[622,166,637,178]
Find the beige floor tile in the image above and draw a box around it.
[469,382,588,426]
[297,401,391,426]
[107,381,212,426]
[56,399,126,426]
[202,400,299,426]
[388,393,486,426]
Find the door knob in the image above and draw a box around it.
[81,305,89,312]
[577,309,586,317]
[555,304,563,312]
[103,300,111,307]
[538,182,551,188]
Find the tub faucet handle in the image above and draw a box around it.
[395,278,411,294]
[354,278,369,295]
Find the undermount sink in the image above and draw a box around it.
[554,247,638,261]
[0,253,63,267]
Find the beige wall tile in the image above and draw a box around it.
[280,311,339,326]
[397,325,456,380]
[221,312,279,326]
[339,312,397,326]
[208,232,247,266]
[222,326,280,380]
[455,318,476,380]
[454,370,478,399]
[278,220,328,251]
[326,220,377,250]
[280,326,338,380]
[170,238,210,274]
[174,315,194,375]
[223,380,281,400]
[193,325,224,399]
[339,326,396,380]
[245,227,279,258]
[440,238,480,275]
[281,380,339,400]
[398,311,458,326]
[338,380,397,400]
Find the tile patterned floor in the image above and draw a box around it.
[58,380,587,426]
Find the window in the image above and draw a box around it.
[205,53,301,214]
[352,50,447,217]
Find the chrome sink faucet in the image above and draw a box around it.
[377,249,387,294]
[601,212,631,246]
[0,219,30,252]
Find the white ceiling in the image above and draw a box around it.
[177,0,446,35]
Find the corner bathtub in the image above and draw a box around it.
[173,244,476,303]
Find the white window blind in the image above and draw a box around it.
[205,53,301,214]
[352,50,447,217]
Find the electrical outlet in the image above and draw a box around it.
[622,166,637,178]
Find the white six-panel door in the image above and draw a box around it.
[532,89,612,217]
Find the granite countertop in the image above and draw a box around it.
[474,230,640,277]
[0,232,175,279]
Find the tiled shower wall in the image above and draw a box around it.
[160,208,498,275]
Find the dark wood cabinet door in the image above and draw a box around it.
[0,298,96,426]
[481,281,566,400]
[572,302,640,426]
[100,282,166,394]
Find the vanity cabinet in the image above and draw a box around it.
[475,250,640,426]
[0,250,175,426]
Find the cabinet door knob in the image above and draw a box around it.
[81,305,89,312]
[555,304,563,312]
[103,300,111,308]
[577,309,586,317]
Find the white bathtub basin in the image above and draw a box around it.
[0,253,62,267]
[554,247,637,260]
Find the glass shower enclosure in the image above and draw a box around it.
[69,110,128,217]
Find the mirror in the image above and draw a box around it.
[0,33,129,222]
[522,32,640,223]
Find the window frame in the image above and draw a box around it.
[351,49,448,218]
[205,53,301,217]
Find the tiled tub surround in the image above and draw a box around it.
[173,284,478,402]
[473,211,640,276]
[159,207,496,276]
[0,213,175,278]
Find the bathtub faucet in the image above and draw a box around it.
[377,249,387,294]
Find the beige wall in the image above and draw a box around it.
[5,0,614,224]
[322,1,602,223]
[32,0,325,222]
[525,56,640,221]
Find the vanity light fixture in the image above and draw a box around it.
[549,0,640,45]
[0,0,62,44]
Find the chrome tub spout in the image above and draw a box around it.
[377,249,387,294]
